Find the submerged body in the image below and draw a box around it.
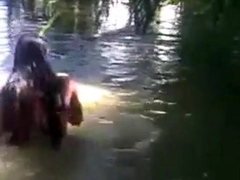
[0,33,84,149]
[0,70,83,148]
[6,34,63,148]
[1,69,45,144]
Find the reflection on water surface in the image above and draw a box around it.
[0,1,195,180]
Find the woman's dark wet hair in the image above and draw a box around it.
[13,33,48,68]
[11,33,65,149]
[13,33,54,90]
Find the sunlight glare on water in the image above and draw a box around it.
[0,1,12,88]
[154,5,180,62]
[99,0,130,33]
[76,83,117,105]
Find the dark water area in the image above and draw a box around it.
[0,0,239,180]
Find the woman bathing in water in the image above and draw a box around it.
[1,33,83,150]
[12,33,66,149]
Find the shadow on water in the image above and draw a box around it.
[150,2,240,180]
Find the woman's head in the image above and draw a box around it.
[14,33,49,68]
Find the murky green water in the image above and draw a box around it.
[0,0,239,180]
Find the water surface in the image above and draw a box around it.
[0,1,185,180]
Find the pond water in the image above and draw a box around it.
[0,0,183,180]
[0,0,234,180]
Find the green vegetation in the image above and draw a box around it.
[21,0,239,36]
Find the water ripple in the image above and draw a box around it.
[0,1,181,180]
